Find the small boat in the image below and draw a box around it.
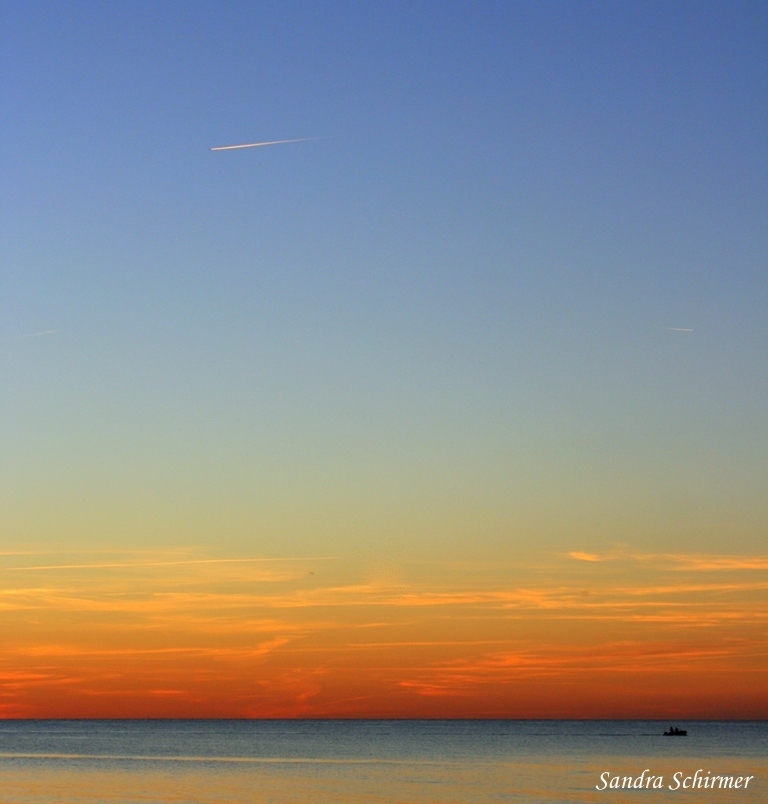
[663,727,687,736]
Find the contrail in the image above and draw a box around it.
[19,329,56,339]
[211,138,315,152]
[667,327,694,332]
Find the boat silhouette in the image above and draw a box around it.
[663,726,687,736]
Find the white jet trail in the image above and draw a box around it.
[667,327,694,332]
[19,329,56,339]
[211,137,314,152]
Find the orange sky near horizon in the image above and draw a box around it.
[2,549,765,719]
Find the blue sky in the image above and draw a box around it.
[2,1,767,559]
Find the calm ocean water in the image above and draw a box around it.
[0,720,765,803]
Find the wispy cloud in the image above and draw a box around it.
[16,329,56,339]
[2,556,334,572]
[661,555,768,571]
[568,551,604,562]
[4,548,766,717]
[399,642,758,696]
[567,550,768,571]
[667,327,694,332]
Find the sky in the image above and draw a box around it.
[1,1,767,718]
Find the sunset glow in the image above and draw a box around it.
[2,2,766,723]
[2,548,765,718]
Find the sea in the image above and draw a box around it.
[0,720,765,803]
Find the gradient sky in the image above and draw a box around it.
[2,1,767,718]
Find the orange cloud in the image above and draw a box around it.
[1,548,766,718]
[568,549,768,571]
[568,551,605,562]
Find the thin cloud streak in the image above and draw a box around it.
[667,327,694,332]
[1,548,198,555]
[567,550,768,571]
[17,330,56,339]
[666,555,768,571]
[210,138,315,151]
[399,640,760,695]
[2,557,335,572]
[568,551,603,562]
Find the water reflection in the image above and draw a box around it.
[1,721,765,803]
